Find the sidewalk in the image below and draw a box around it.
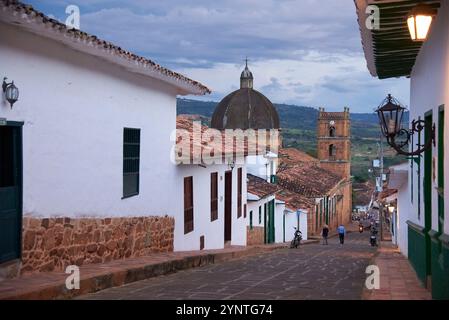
[363,241,431,300]
[0,240,317,300]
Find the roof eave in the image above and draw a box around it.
[0,2,211,96]
[355,0,378,77]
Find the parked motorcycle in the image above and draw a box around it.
[290,227,302,248]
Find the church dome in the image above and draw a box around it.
[211,62,280,130]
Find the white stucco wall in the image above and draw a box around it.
[0,22,181,219]
[283,209,308,243]
[275,201,285,243]
[409,1,449,234]
[396,183,410,257]
[175,164,247,251]
[247,194,274,229]
[246,154,277,181]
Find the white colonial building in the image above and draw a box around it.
[0,1,210,277]
[355,0,449,299]
[174,116,248,250]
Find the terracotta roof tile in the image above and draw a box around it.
[247,174,278,199]
[277,148,343,197]
[176,116,249,164]
[275,189,315,211]
[278,148,318,167]
[379,188,397,200]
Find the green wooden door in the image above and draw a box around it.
[0,124,22,264]
[264,200,275,244]
[269,200,275,243]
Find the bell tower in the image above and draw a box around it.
[317,107,351,179]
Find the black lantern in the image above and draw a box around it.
[376,94,405,137]
[2,77,19,108]
[376,94,435,156]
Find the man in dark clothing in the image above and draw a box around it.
[322,225,329,245]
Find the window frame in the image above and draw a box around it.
[237,167,243,218]
[210,172,218,222]
[184,176,194,234]
[122,127,140,199]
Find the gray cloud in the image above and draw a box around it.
[26,0,410,112]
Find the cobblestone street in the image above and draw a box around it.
[79,232,377,300]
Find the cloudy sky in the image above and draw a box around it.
[27,0,410,113]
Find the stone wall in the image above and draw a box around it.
[21,216,174,274]
[247,226,264,245]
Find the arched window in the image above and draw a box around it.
[329,126,336,137]
[329,144,336,158]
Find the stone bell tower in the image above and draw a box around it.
[317,107,351,179]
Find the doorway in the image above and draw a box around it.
[264,200,275,244]
[0,123,23,264]
[224,171,232,242]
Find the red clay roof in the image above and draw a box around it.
[277,148,343,197]
[271,147,345,211]
[379,188,397,200]
[278,148,318,167]
[176,116,248,164]
[247,174,278,199]
[276,189,315,211]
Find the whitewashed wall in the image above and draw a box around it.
[0,22,180,219]
[175,164,247,251]
[410,1,449,234]
[275,201,285,243]
[283,209,308,243]
[247,194,274,229]
[246,155,276,181]
[396,183,410,257]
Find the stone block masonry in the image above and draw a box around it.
[21,216,174,275]
[247,226,264,245]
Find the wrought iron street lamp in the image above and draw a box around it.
[407,3,435,42]
[375,94,435,156]
[2,77,19,108]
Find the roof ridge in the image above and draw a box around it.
[0,0,211,95]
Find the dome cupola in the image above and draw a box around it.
[211,60,280,130]
[240,58,253,89]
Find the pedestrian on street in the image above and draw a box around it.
[337,224,346,245]
[322,224,329,245]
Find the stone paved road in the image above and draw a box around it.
[79,232,376,300]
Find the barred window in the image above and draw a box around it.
[184,176,194,234]
[123,128,140,198]
[211,172,218,221]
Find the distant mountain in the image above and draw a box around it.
[176,98,407,139]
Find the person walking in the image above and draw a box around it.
[337,224,346,245]
[322,224,329,245]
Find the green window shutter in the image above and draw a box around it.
[259,206,262,224]
[123,128,140,198]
